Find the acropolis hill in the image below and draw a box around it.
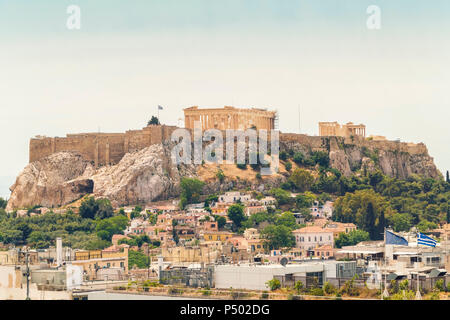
[7,106,442,211]
[30,106,431,170]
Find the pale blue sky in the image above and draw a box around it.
[0,1,449,198]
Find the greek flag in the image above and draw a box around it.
[158,105,164,110]
[417,232,437,247]
[385,230,408,246]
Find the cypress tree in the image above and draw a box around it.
[365,202,377,240]
[377,210,386,241]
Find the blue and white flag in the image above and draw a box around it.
[158,105,164,110]
[417,232,437,247]
[385,230,408,246]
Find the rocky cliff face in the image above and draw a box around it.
[85,143,196,207]
[280,135,442,180]
[7,143,196,211]
[6,136,443,211]
[6,152,94,211]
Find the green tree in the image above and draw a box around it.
[227,204,246,231]
[311,151,330,168]
[335,230,370,248]
[276,212,298,230]
[295,192,316,209]
[294,280,304,294]
[147,116,160,125]
[214,215,226,229]
[293,152,304,165]
[95,215,129,241]
[289,169,315,192]
[416,220,438,233]
[266,278,281,291]
[284,161,292,172]
[0,197,7,209]
[390,213,412,232]
[79,197,98,219]
[260,225,295,250]
[128,250,150,268]
[79,197,114,220]
[333,189,395,240]
[364,202,377,240]
[270,188,292,206]
[216,169,225,182]
[279,151,288,161]
[180,178,205,209]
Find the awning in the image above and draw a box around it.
[430,269,447,277]
[393,252,419,255]
[387,273,407,281]
[338,250,383,254]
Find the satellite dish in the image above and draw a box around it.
[280,257,288,267]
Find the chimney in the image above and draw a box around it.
[56,237,63,267]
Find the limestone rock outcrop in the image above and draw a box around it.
[7,143,196,211]
[280,135,442,180]
[6,152,94,211]
[6,135,443,211]
[87,143,196,207]
[329,151,352,176]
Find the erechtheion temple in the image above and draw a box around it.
[184,106,277,131]
[318,121,366,138]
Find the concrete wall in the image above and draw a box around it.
[214,264,324,290]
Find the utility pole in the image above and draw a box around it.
[381,228,389,300]
[147,244,150,280]
[298,105,301,134]
[25,249,30,300]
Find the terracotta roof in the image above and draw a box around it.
[314,245,333,250]
[292,226,334,234]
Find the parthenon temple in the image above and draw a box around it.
[319,121,366,138]
[183,106,277,131]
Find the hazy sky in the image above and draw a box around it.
[0,0,449,198]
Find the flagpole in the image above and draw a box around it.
[382,227,388,299]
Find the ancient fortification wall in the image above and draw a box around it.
[29,124,428,168]
[279,133,427,155]
[29,125,178,167]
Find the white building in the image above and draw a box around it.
[292,226,334,250]
[309,201,334,219]
[218,192,251,204]
[214,261,357,291]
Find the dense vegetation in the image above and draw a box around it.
[128,249,150,269]
[0,149,448,252]
[179,177,205,209]
[0,197,130,250]
[276,150,449,239]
